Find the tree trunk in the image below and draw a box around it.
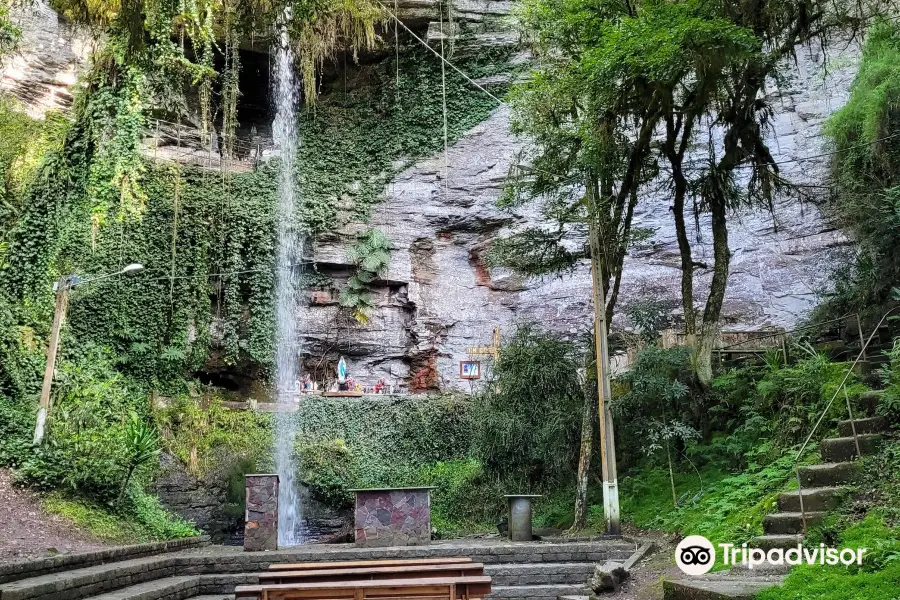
[696,196,731,386]
[571,375,597,532]
[672,170,696,345]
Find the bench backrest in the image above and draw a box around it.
[259,563,484,584]
[268,558,474,571]
[235,575,492,600]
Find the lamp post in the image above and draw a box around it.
[33,263,144,444]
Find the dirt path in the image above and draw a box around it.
[614,527,682,600]
[0,469,111,563]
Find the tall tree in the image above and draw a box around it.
[498,0,882,524]
[492,0,663,530]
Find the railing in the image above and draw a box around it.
[792,306,899,533]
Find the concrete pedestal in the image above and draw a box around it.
[505,494,541,541]
[244,474,279,551]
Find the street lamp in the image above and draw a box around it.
[33,263,145,444]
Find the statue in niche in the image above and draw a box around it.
[337,356,348,391]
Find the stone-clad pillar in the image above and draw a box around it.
[245,474,279,551]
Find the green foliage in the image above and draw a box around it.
[12,349,148,502]
[618,453,801,548]
[43,489,198,543]
[295,42,513,233]
[818,20,900,320]
[0,3,20,61]
[118,416,161,503]
[285,393,474,502]
[156,395,272,477]
[613,346,699,463]
[877,338,900,421]
[297,438,355,507]
[751,348,867,447]
[757,513,900,600]
[473,324,582,487]
[340,229,391,323]
[415,459,503,537]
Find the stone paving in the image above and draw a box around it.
[0,537,640,600]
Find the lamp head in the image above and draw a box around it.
[121,263,144,274]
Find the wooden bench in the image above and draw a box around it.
[267,558,474,571]
[234,575,492,600]
[260,563,484,584]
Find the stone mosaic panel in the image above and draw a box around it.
[244,474,278,552]
[354,488,431,547]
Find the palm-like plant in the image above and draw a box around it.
[340,229,391,324]
[117,415,161,505]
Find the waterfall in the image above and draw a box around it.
[272,9,304,547]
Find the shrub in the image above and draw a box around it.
[613,346,700,470]
[754,346,867,446]
[414,459,503,536]
[472,324,582,488]
[877,338,900,421]
[297,439,356,507]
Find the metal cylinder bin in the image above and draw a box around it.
[504,494,541,541]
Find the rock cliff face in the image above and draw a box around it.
[4,1,860,392]
[300,41,859,390]
[0,0,91,118]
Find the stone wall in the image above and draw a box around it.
[244,475,279,552]
[1,0,92,118]
[354,488,433,547]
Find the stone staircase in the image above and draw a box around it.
[664,390,891,600]
[0,538,639,600]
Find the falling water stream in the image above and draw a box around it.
[273,8,304,547]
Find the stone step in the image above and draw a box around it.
[663,578,780,600]
[0,555,177,600]
[820,434,882,462]
[79,576,198,600]
[487,584,589,599]
[798,462,859,487]
[856,390,883,415]
[763,512,824,535]
[749,534,804,551]
[187,596,231,600]
[778,486,844,512]
[484,563,594,586]
[838,416,889,437]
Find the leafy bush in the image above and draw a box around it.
[753,347,867,446]
[472,325,583,488]
[155,395,272,477]
[817,20,900,320]
[339,229,392,323]
[613,346,699,468]
[297,439,355,507]
[11,349,155,503]
[618,453,802,547]
[877,338,900,421]
[414,459,503,536]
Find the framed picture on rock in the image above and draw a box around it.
[460,360,481,380]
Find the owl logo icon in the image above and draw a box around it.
[675,535,716,575]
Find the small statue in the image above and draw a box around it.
[337,357,348,391]
[373,378,386,394]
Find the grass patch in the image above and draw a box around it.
[757,513,900,600]
[615,453,804,550]
[43,490,199,544]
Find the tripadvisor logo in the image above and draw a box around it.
[675,535,869,575]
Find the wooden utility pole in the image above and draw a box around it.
[33,276,70,445]
[587,209,621,536]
